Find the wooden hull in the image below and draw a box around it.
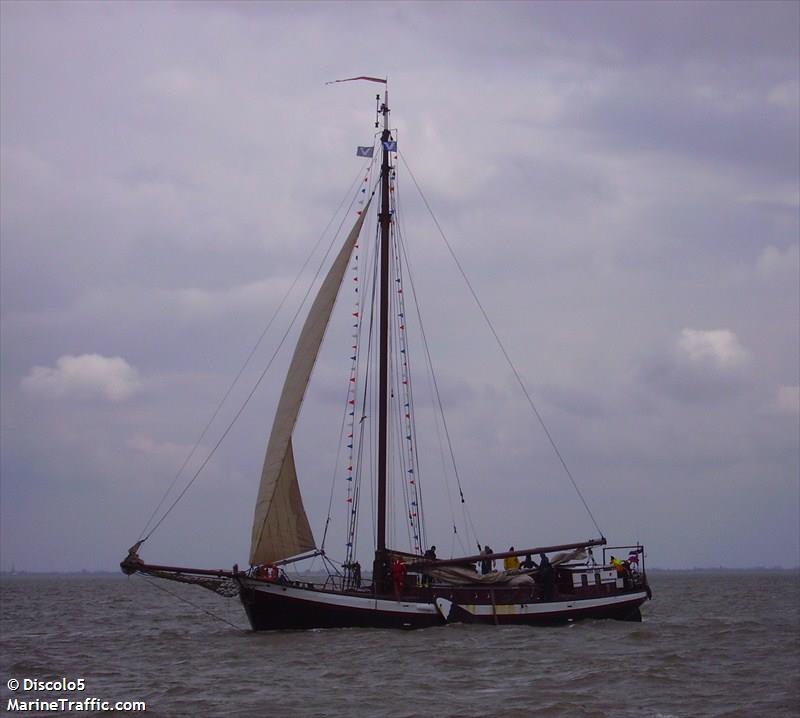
[237,578,649,630]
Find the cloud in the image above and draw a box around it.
[640,329,751,403]
[21,354,142,402]
[677,328,749,368]
[539,384,609,418]
[127,435,195,462]
[757,243,800,279]
[773,385,800,415]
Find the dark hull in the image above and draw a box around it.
[238,578,649,631]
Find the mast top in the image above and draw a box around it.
[323,74,389,133]
[377,91,390,135]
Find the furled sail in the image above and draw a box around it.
[250,200,372,565]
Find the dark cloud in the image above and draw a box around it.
[539,384,610,418]
[567,80,799,182]
[640,355,750,404]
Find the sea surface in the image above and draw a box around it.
[1,571,798,717]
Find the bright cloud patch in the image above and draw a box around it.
[640,329,751,403]
[21,354,141,402]
[774,385,800,415]
[677,329,749,367]
[757,243,800,278]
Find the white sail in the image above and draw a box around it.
[250,201,372,565]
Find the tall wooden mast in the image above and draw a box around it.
[374,88,391,593]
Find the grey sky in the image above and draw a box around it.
[1,1,798,571]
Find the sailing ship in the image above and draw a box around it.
[122,79,652,630]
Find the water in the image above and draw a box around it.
[1,571,798,717]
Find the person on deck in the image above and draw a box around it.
[480,545,494,575]
[391,558,407,596]
[610,556,626,575]
[610,555,630,586]
[521,554,537,570]
[538,553,554,600]
[422,546,437,587]
[504,547,520,571]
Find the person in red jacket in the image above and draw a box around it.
[391,558,407,595]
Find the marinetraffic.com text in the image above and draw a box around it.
[5,677,146,713]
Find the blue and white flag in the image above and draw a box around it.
[383,141,397,152]
[356,146,374,157]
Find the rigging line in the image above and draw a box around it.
[341,182,374,564]
[365,221,382,553]
[346,271,365,564]
[392,174,482,549]
[393,228,426,552]
[389,276,414,552]
[320,371,352,551]
[321,169,377,551]
[399,152,604,539]
[345,181,378,561]
[395,220,460,551]
[148,180,380,544]
[135,575,247,633]
[399,234,482,550]
[348,245,378,560]
[407,236,466,552]
[392,310,414,551]
[389,213,422,551]
[349,195,377,561]
[323,372,357,554]
[391,183,429,552]
[137,162,372,542]
[346,220,380,565]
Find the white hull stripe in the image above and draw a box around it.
[244,580,645,617]
[245,580,438,615]
[455,591,648,616]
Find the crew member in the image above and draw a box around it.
[504,547,520,571]
[610,556,626,575]
[391,558,407,595]
[538,553,554,600]
[480,545,494,575]
[422,546,437,587]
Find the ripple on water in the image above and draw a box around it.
[1,572,799,718]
